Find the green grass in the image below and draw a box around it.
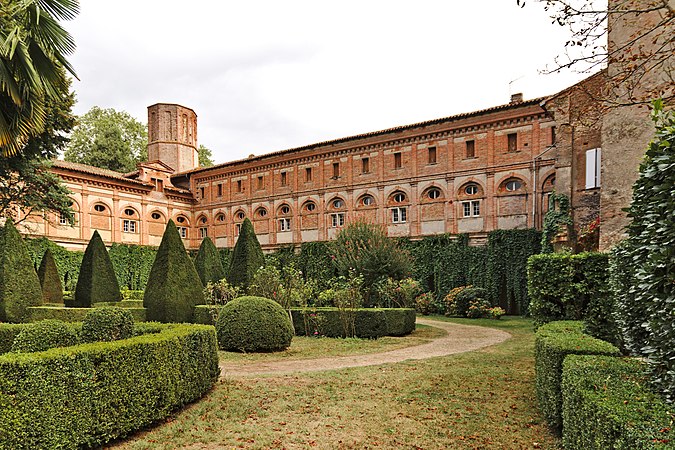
[113,316,560,449]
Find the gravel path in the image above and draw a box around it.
[219,318,511,377]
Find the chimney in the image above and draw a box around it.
[510,93,524,103]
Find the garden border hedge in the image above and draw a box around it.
[0,323,219,449]
[194,306,416,338]
[562,355,674,449]
[27,305,146,323]
[534,321,620,433]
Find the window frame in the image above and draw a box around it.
[428,146,437,164]
[391,207,407,224]
[278,218,291,232]
[461,200,481,218]
[331,212,345,228]
[123,219,138,233]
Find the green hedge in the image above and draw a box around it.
[534,321,620,433]
[562,355,674,449]
[0,323,219,449]
[27,306,146,323]
[195,306,415,338]
[0,323,31,355]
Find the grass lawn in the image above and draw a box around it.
[114,316,560,449]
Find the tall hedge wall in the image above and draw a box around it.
[0,323,219,449]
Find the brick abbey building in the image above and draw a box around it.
[16,79,605,252]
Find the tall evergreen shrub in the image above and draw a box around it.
[614,102,675,402]
[74,231,122,307]
[144,220,204,323]
[0,219,43,322]
[227,218,264,291]
[194,236,225,286]
[37,248,63,304]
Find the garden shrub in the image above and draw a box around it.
[121,290,144,301]
[25,237,83,292]
[612,102,675,402]
[374,277,420,308]
[0,324,219,449]
[249,263,314,309]
[562,355,674,450]
[144,220,205,323]
[194,236,225,287]
[37,248,63,304]
[0,323,28,355]
[528,253,575,326]
[451,286,488,318]
[534,321,620,433]
[74,231,122,307]
[10,320,80,353]
[108,243,157,290]
[443,285,468,316]
[227,218,265,291]
[414,292,434,315]
[216,296,293,352]
[27,305,146,323]
[80,307,134,343]
[382,308,417,336]
[0,218,43,323]
[297,241,336,292]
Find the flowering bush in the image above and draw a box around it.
[375,277,421,308]
[249,264,316,309]
[443,285,470,316]
[415,292,435,315]
[466,299,505,319]
[488,306,506,319]
[203,279,240,306]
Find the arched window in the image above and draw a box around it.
[235,211,246,221]
[216,213,226,222]
[278,204,291,215]
[391,191,406,203]
[424,187,443,200]
[255,208,268,218]
[330,198,345,210]
[502,178,524,192]
[93,204,107,213]
[303,201,317,213]
[358,194,375,207]
[464,184,479,196]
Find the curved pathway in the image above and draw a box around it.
[219,318,511,377]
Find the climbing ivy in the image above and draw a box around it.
[25,238,83,292]
[540,192,573,253]
[108,243,157,290]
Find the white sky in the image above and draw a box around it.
[66,0,598,164]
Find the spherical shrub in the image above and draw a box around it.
[216,296,293,352]
[80,307,134,343]
[11,320,80,353]
[453,286,488,317]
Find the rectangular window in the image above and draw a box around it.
[217,183,222,197]
[199,187,205,199]
[178,226,187,238]
[331,213,345,228]
[123,219,137,233]
[156,179,164,192]
[257,176,264,190]
[551,126,556,145]
[333,162,340,179]
[236,180,242,193]
[235,223,241,236]
[507,133,518,152]
[199,227,207,238]
[428,146,437,164]
[391,207,407,223]
[59,212,68,225]
[305,167,312,182]
[394,152,402,169]
[465,140,475,158]
[585,148,601,189]
[281,172,287,186]
[279,218,291,231]
[462,200,480,218]
[362,157,370,173]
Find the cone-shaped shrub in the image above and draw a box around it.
[74,231,122,307]
[227,218,264,291]
[144,220,204,323]
[0,218,43,322]
[37,248,63,304]
[195,236,226,286]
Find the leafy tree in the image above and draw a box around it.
[332,220,411,307]
[64,106,148,173]
[0,0,79,157]
[194,236,225,286]
[227,218,264,291]
[0,218,43,322]
[37,248,63,304]
[198,144,214,167]
[74,230,122,307]
[144,220,204,323]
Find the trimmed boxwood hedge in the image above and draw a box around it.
[0,323,219,449]
[534,321,620,433]
[562,355,674,450]
[0,323,31,355]
[194,305,416,338]
[27,306,146,323]
[11,320,80,353]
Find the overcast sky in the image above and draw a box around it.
[66,1,597,164]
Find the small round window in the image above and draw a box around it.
[257,209,267,217]
[333,199,344,209]
[176,216,186,223]
[305,202,316,212]
[428,188,441,199]
[236,212,245,220]
[151,212,161,220]
[505,180,522,192]
[280,205,290,215]
[124,208,135,216]
[200,216,208,224]
[216,214,225,222]
[362,195,374,206]
[464,184,478,195]
[94,204,106,213]
[393,192,406,203]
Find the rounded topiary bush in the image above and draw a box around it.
[216,296,293,352]
[80,307,134,343]
[11,320,79,353]
[453,286,488,317]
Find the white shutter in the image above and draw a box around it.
[595,148,601,187]
[586,149,598,189]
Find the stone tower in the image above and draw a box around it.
[147,103,199,173]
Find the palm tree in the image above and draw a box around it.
[0,0,79,157]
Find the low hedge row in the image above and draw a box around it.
[534,321,620,433]
[194,306,416,338]
[0,323,219,449]
[562,355,674,449]
[27,305,146,323]
[0,323,30,354]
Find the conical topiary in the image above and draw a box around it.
[195,236,226,286]
[227,218,264,291]
[0,218,43,322]
[74,230,122,307]
[144,220,205,323]
[37,248,64,304]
